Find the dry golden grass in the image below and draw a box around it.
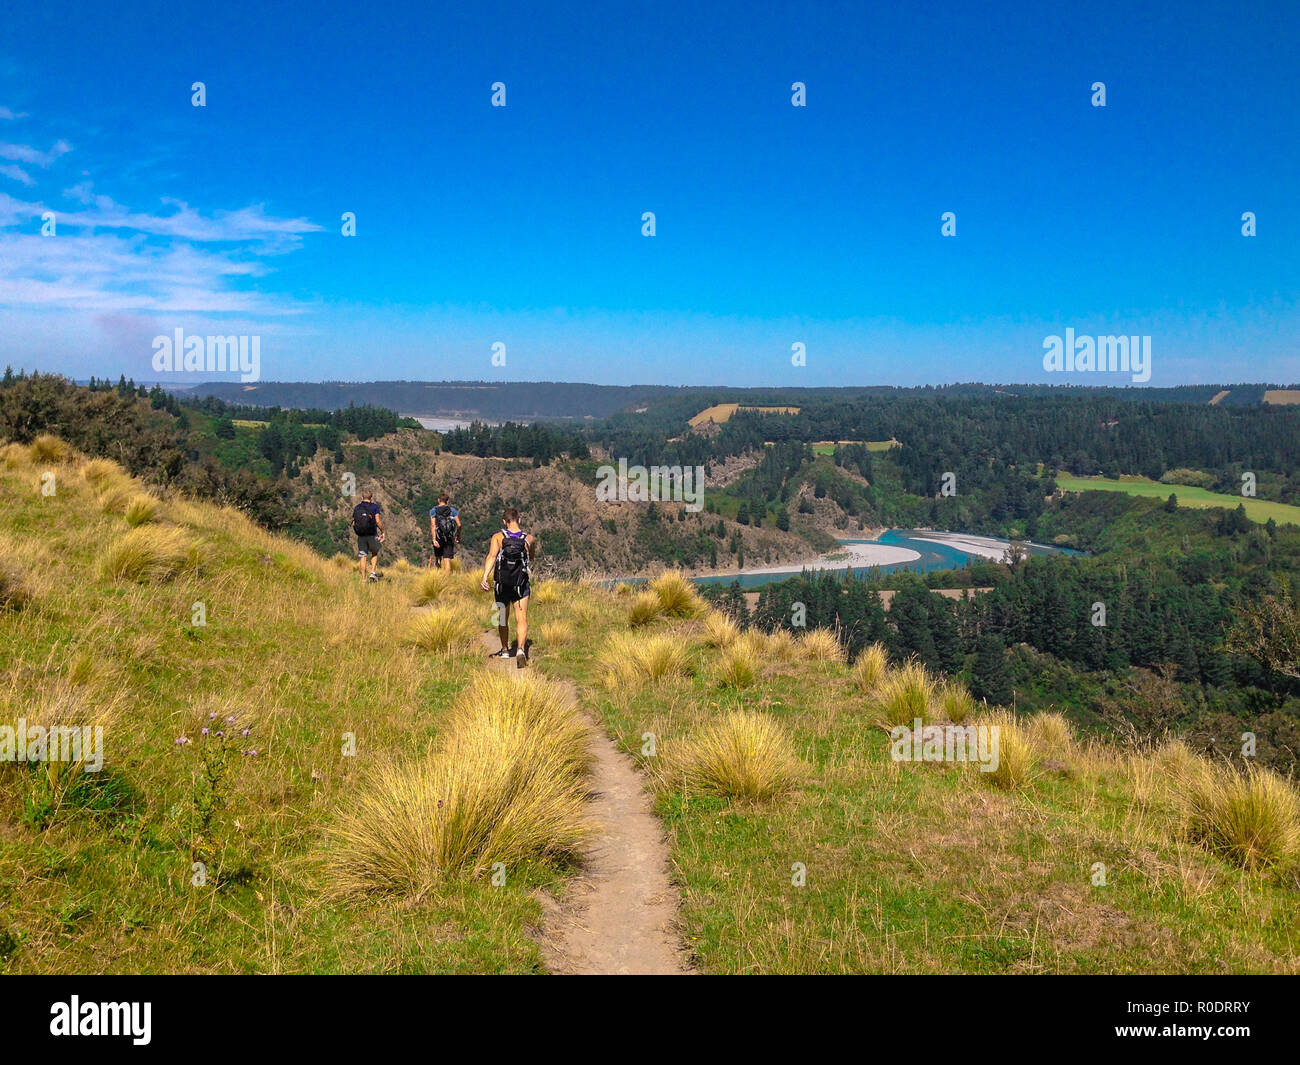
[851,643,890,693]
[80,457,121,487]
[798,627,845,664]
[123,494,159,526]
[1181,762,1300,868]
[764,628,800,662]
[97,526,199,582]
[665,711,801,801]
[979,710,1038,790]
[873,661,935,726]
[614,582,632,597]
[538,619,573,647]
[601,631,695,688]
[402,606,478,654]
[1026,710,1073,755]
[29,433,71,463]
[627,590,663,627]
[938,680,976,724]
[532,580,573,606]
[323,672,591,895]
[702,611,740,648]
[412,568,458,605]
[649,570,706,618]
[716,644,758,689]
[0,562,34,611]
[0,441,30,468]
[95,478,137,515]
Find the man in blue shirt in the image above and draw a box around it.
[429,493,461,573]
[352,490,385,583]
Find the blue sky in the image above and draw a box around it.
[1,0,1297,388]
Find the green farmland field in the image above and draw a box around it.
[1055,474,1300,526]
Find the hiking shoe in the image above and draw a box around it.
[488,647,513,659]
[368,572,379,582]
[516,650,529,669]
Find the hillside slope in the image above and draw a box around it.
[2,437,1297,974]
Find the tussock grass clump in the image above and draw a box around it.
[532,580,572,606]
[0,562,34,611]
[873,661,935,726]
[538,620,573,647]
[716,644,758,689]
[329,552,354,569]
[628,590,663,627]
[97,526,199,582]
[702,611,740,648]
[96,478,136,515]
[798,627,845,664]
[324,672,591,895]
[938,681,977,724]
[649,570,706,619]
[764,628,800,662]
[30,434,70,463]
[0,441,31,468]
[601,631,695,688]
[412,568,459,605]
[667,712,800,801]
[80,457,121,487]
[979,710,1038,790]
[403,606,478,654]
[123,494,159,526]
[1182,763,1300,869]
[851,643,890,693]
[614,582,632,597]
[1026,710,1073,754]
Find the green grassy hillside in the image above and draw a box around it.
[3,437,1298,973]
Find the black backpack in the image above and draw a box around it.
[496,531,529,588]
[352,502,377,536]
[434,505,457,544]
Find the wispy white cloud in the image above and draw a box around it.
[0,138,70,166]
[0,163,34,186]
[0,106,29,120]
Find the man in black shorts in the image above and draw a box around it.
[480,507,536,667]
[352,490,385,582]
[429,493,461,573]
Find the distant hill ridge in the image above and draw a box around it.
[180,380,1297,420]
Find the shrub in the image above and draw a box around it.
[667,712,800,801]
[98,526,199,582]
[324,672,591,894]
[402,606,478,654]
[1182,763,1300,869]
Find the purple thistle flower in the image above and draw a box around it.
[208,711,218,719]
[226,716,235,723]
[200,728,209,736]
[215,731,224,738]
[241,728,250,737]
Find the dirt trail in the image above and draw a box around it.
[480,632,691,975]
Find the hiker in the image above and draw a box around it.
[429,493,462,573]
[352,490,385,582]
[481,507,536,667]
